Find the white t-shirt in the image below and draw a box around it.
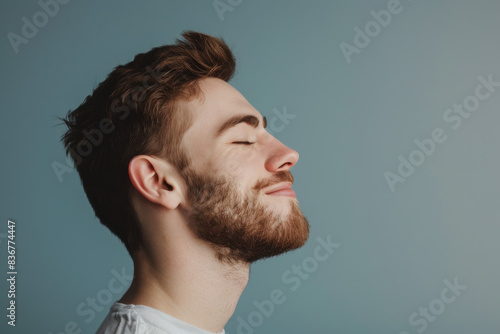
[96,302,226,334]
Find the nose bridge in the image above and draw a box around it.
[263,132,299,171]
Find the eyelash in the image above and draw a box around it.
[233,141,255,145]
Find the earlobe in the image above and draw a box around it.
[128,155,182,210]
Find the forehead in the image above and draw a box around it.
[182,77,262,139]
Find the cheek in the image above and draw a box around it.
[228,146,261,170]
[185,141,216,172]
[224,156,260,180]
[214,146,263,185]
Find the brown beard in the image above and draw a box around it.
[178,166,310,264]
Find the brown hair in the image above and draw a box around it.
[59,31,236,256]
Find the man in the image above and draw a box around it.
[60,31,310,334]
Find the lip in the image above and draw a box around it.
[264,182,296,197]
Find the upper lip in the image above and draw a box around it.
[263,182,293,194]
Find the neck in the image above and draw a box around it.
[118,221,249,333]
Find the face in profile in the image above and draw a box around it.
[177,78,310,264]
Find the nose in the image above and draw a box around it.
[264,136,299,172]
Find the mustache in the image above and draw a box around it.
[253,171,294,192]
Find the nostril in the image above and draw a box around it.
[279,162,292,169]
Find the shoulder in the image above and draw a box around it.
[96,301,226,334]
[95,302,154,334]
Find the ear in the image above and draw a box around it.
[128,155,184,210]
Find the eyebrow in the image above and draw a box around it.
[215,114,267,138]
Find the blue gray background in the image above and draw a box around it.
[1,0,499,333]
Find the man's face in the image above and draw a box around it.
[177,78,309,263]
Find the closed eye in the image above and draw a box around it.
[233,141,255,145]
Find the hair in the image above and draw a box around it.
[59,31,236,256]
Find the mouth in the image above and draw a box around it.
[264,182,296,197]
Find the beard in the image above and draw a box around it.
[178,165,310,264]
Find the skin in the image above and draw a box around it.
[119,77,309,333]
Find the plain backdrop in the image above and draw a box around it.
[1,0,500,333]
